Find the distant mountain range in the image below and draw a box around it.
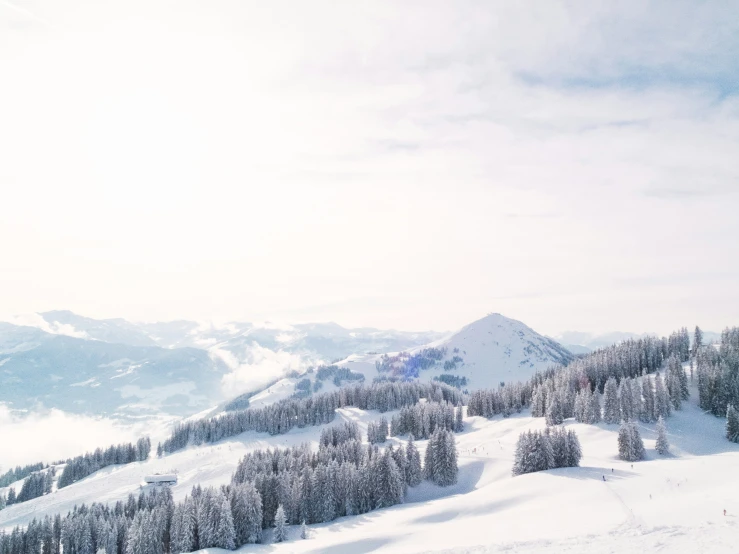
[0,311,442,418]
[3,310,708,420]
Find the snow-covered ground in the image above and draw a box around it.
[2,380,737,553]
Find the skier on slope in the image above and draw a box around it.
[602,475,606,482]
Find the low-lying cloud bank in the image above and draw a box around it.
[217,344,320,398]
[0,405,157,469]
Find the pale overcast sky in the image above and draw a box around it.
[0,0,737,336]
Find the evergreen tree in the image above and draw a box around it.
[630,421,646,461]
[666,356,685,409]
[439,429,459,486]
[545,392,564,425]
[602,377,620,424]
[378,417,389,443]
[565,429,582,467]
[273,505,288,543]
[618,421,645,461]
[641,378,656,422]
[631,379,643,423]
[693,326,703,357]
[618,379,634,422]
[374,450,405,507]
[574,390,586,422]
[424,429,458,486]
[455,406,464,432]
[300,520,308,540]
[654,373,671,418]
[655,416,669,455]
[726,405,739,443]
[405,436,423,487]
[214,489,236,550]
[587,390,601,424]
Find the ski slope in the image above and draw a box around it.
[2,382,737,553]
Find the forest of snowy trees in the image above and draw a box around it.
[58,438,151,489]
[512,427,582,475]
[0,419,459,553]
[0,440,151,513]
[696,327,739,441]
[0,468,53,509]
[389,401,463,439]
[374,347,448,379]
[0,463,46,488]
[159,381,463,454]
[367,417,389,444]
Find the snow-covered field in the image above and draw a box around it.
[2,380,737,553]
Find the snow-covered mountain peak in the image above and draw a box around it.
[403,312,574,389]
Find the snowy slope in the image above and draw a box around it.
[415,313,574,388]
[2,378,737,553]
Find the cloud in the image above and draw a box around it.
[217,344,320,398]
[0,313,89,339]
[0,405,147,468]
[0,1,737,337]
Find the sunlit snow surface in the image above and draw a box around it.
[2,377,737,553]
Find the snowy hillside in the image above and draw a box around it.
[1,377,737,553]
[415,313,574,387]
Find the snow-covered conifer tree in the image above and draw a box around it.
[545,392,564,426]
[618,379,634,421]
[618,421,645,461]
[439,430,458,486]
[512,431,531,476]
[603,377,620,424]
[565,429,582,467]
[375,450,404,507]
[655,373,671,418]
[631,380,643,423]
[656,416,669,455]
[230,482,262,546]
[641,378,655,422]
[273,505,288,543]
[726,405,739,443]
[213,491,236,550]
[630,421,646,461]
[666,356,683,410]
[531,385,546,417]
[405,436,423,487]
[378,417,389,443]
[424,429,458,486]
[587,390,601,424]
[423,431,436,482]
